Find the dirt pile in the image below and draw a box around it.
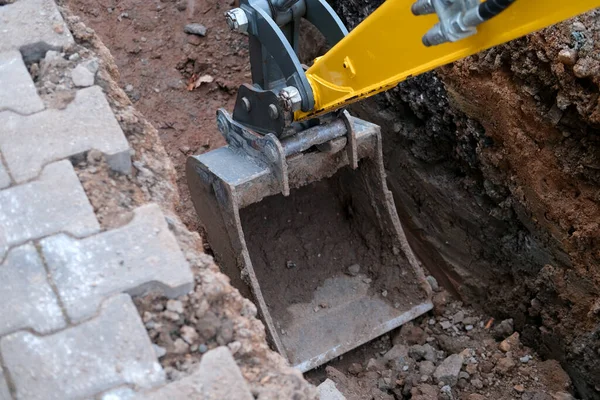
[330,3,600,397]
[315,293,574,400]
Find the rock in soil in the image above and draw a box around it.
[183,23,207,36]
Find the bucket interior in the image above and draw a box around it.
[239,160,429,368]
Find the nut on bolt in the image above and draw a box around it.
[225,8,249,33]
[279,86,302,112]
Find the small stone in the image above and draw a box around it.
[519,355,531,363]
[470,378,483,389]
[440,321,452,330]
[180,325,199,344]
[68,53,81,62]
[419,360,435,376]
[382,290,388,297]
[346,264,360,276]
[286,260,296,269]
[465,363,478,375]
[557,49,578,66]
[498,332,520,353]
[514,384,525,393]
[125,84,134,92]
[71,64,94,87]
[173,338,189,354]
[452,311,465,324]
[198,343,208,353]
[432,291,448,316]
[318,378,346,400]
[496,356,516,374]
[163,310,180,322]
[572,21,586,31]
[573,57,599,78]
[465,325,473,331]
[458,371,469,380]
[184,23,207,37]
[492,319,514,339]
[433,354,464,386]
[166,299,184,314]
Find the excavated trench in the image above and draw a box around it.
[59,0,599,398]
[330,1,600,397]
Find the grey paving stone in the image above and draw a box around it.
[0,51,44,115]
[0,244,66,336]
[0,160,100,259]
[1,294,165,400]
[0,159,10,189]
[0,86,131,183]
[133,347,252,400]
[0,369,11,400]
[0,0,74,62]
[41,203,194,322]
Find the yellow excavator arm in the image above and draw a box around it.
[295,0,600,120]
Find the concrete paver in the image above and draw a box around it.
[0,51,44,115]
[0,244,66,336]
[0,369,11,400]
[0,0,74,62]
[133,347,253,400]
[0,160,10,189]
[0,85,131,183]
[0,160,100,259]
[1,294,165,400]
[41,203,194,322]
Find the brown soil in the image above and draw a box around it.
[63,0,250,234]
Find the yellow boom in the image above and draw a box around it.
[295,0,600,120]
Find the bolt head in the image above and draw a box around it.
[279,86,302,112]
[225,8,249,33]
[268,104,279,120]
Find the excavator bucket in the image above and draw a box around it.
[186,111,433,371]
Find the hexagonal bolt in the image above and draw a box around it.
[225,8,249,33]
[279,86,302,112]
[411,0,435,15]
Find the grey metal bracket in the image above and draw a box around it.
[217,108,290,196]
[228,0,349,137]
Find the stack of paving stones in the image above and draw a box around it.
[0,1,254,398]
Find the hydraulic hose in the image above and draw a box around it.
[478,0,516,21]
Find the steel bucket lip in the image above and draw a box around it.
[186,115,433,371]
